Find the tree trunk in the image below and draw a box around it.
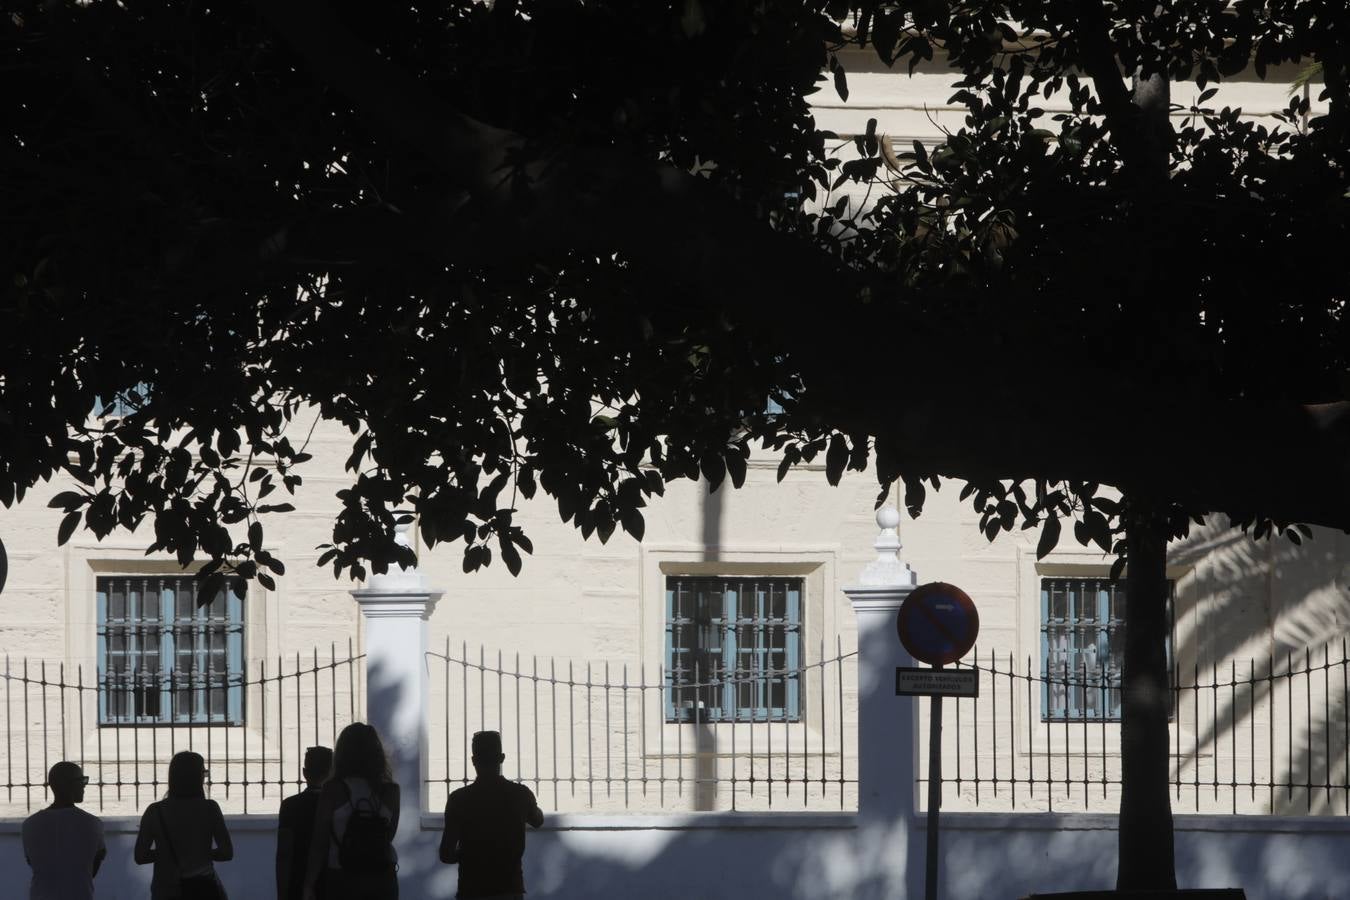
[1116,496,1176,890]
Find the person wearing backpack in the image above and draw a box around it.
[134,751,233,900]
[304,723,399,900]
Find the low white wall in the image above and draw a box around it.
[1,810,1347,900]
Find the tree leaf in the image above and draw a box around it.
[825,434,847,486]
[195,572,226,608]
[1036,515,1061,559]
[57,511,81,546]
[47,491,84,510]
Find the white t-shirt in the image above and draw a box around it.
[22,806,105,900]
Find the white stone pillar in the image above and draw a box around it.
[351,521,441,852]
[844,506,922,899]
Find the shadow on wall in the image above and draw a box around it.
[1171,519,1350,814]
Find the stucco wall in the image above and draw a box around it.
[1,811,1347,900]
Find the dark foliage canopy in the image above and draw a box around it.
[3,0,1348,592]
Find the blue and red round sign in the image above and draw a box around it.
[896,582,979,666]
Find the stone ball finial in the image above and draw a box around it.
[856,504,915,587]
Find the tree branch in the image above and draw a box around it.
[253,0,1350,533]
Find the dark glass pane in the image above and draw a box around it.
[175,581,193,620]
[768,584,786,620]
[767,625,786,653]
[695,589,716,625]
[736,624,756,656]
[768,678,785,708]
[109,584,127,621]
[738,589,756,621]
[1047,583,1066,621]
[1068,584,1085,621]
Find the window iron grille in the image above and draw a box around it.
[97,576,244,726]
[665,576,802,723]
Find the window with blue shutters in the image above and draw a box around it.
[665,576,802,723]
[1041,577,1174,721]
[97,576,245,725]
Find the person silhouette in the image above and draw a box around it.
[440,731,544,900]
[134,751,234,899]
[304,723,399,900]
[22,761,106,900]
[278,746,334,900]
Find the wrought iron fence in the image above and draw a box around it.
[425,640,859,813]
[927,642,1350,815]
[0,643,364,816]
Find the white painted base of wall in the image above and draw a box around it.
[1,811,1347,900]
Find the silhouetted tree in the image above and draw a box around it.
[3,2,1349,889]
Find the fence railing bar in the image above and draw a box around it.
[1323,644,1331,807]
[1227,659,1235,815]
[730,661,738,811]
[793,666,804,814]
[514,653,522,784]
[151,663,160,807]
[1079,658,1086,810]
[534,656,541,799]
[59,663,68,776]
[837,636,845,810]
[5,655,12,806]
[40,661,50,808]
[1286,650,1294,807]
[657,662,664,807]
[673,660,680,801]
[462,641,469,787]
[569,660,576,801]
[620,662,628,808]
[604,661,611,800]
[26,660,36,807]
[819,637,827,800]
[1248,658,1255,805]
[259,658,267,803]
[763,656,771,808]
[330,642,338,761]
[587,662,594,807]
[953,655,962,802]
[784,662,791,803]
[440,641,449,793]
[311,647,319,759]
[76,665,86,788]
[1304,646,1312,813]
[1060,664,1070,803]
[1215,655,1225,804]
[552,658,559,809]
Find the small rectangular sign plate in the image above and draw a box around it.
[895,666,979,698]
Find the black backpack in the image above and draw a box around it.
[333,781,394,874]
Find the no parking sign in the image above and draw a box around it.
[895,581,979,666]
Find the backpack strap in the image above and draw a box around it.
[330,779,353,848]
[153,803,181,868]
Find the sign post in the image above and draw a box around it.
[895,582,980,900]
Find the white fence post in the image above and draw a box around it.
[843,506,922,898]
[351,520,442,853]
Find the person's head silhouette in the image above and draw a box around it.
[46,761,89,807]
[471,731,505,777]
[303,745,334,789]
[166,751,208,799]
[332,722,391,783]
